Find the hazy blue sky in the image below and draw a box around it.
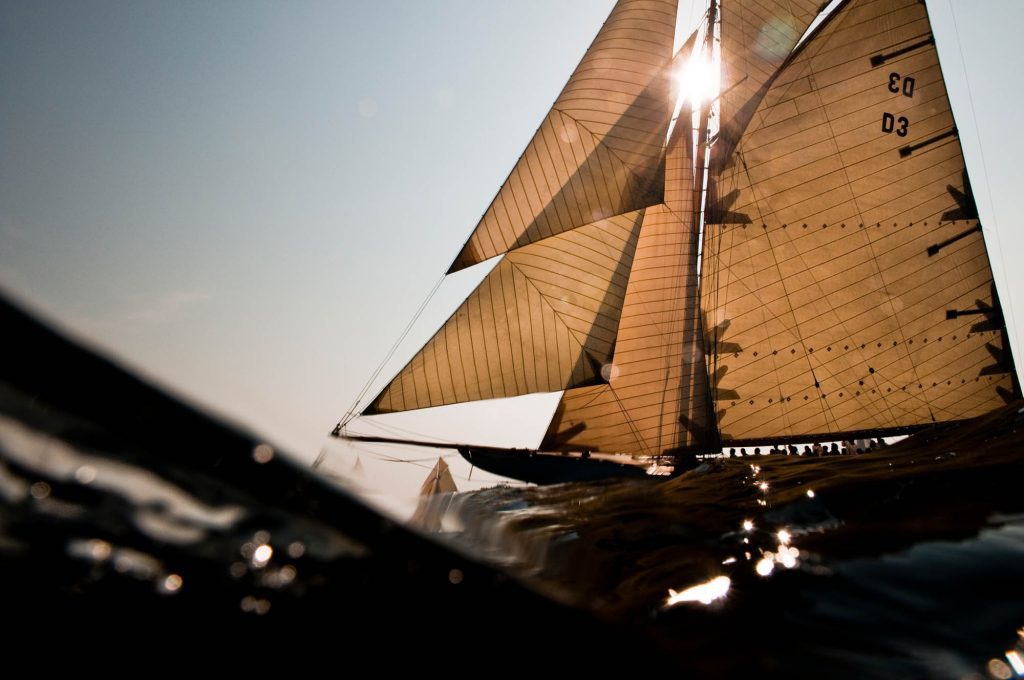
[3,1,1022,501]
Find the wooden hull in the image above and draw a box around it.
[458,446,652,485]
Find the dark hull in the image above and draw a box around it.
[458,446,650,485]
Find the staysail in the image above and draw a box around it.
[702,0,1018,442]
[447,0,680,272]
[364,211,644,414]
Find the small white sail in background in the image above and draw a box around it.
[409,457,458,531]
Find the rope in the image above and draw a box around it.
[946,0,1020,367]
[335,273,447,431]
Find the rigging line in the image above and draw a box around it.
[946,0,1020,371]
[717,219,977,314]
[719,308,1007,430]
[716,223,987,346]
[351,417,461,445]
[773,13,910,430]
[729,288,999,399]
[735,142,844,433]
[607,383,656,458]
[340,445,495,484]
[723,248,994,357]
[337,272,447,430]
[806,52,939,429]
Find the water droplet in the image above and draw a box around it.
[74,465,96,484]
[252,444,274,464]
[252,544,273,568]
[160,573,183,594]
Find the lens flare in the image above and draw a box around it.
[675,52,720,106]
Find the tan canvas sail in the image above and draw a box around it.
[541,107,711,457]
[448,0,679,273]
[365,211,644,414]
[409,457,458,531]
[417,456,457,496]
[716,0,823,159]
[702,0,1017,443]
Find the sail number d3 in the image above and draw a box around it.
[882,71,912,137]
[888,72,915,97]
[882,112,909,136]
[880,71,913,137]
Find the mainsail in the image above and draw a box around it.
[702,0,1017,442]
[341,0,1018,465]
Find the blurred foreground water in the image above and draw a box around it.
[2,295,1023,676]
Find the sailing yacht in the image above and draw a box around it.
[335,0,1018,484]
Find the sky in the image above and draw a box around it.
[2,0,1023,508]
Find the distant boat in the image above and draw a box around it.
[409,456,457,531]
[336,0,1019,483]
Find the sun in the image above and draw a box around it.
[675,51,720,106]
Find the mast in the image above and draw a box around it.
[694,0,723,454]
